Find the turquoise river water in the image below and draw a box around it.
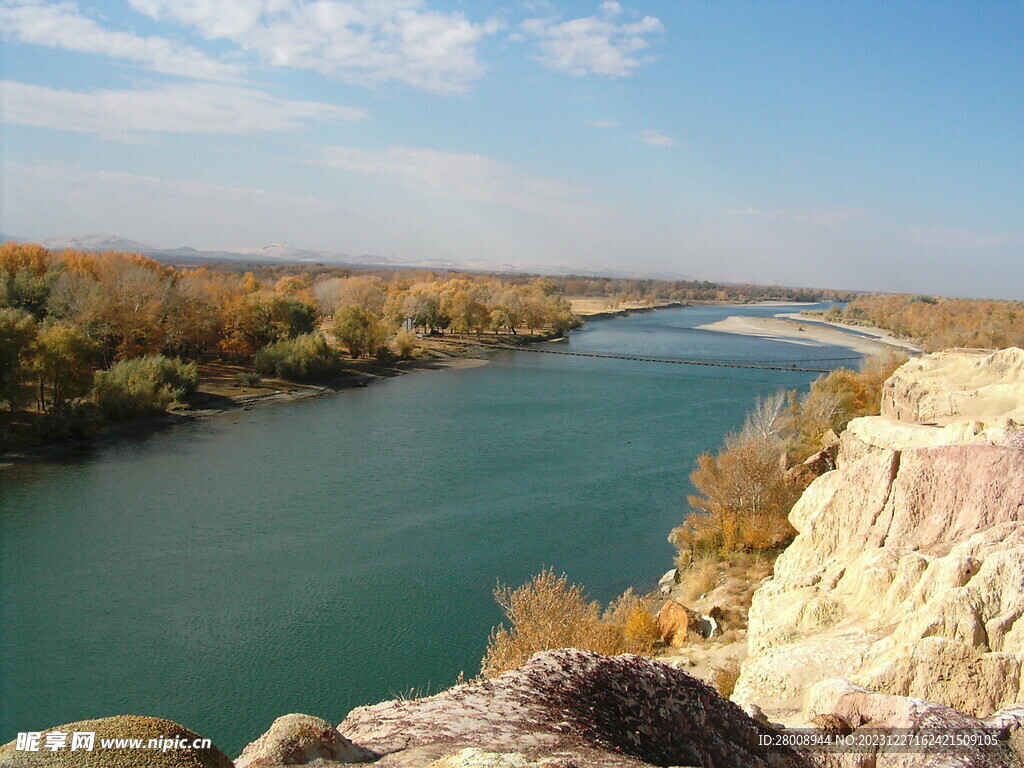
[0,302,856,755]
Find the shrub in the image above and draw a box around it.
[92,355,198,419]
[235,371,262,387]
[603,589,659,654]
[254,333,341,382]
[480,570,656,678]
[393,328,417,358]
[676,554,722,604]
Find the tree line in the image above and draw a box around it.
[0,243,580,445]
[810,293,1024,352]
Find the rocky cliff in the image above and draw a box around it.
[735,348,1024,730]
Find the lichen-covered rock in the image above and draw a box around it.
[422,749,540,767]
[0,716,231,768]
[338,648,810,767]
[235,713,376,767]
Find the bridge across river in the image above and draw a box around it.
[484,343,859,373]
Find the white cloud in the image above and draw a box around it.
[725,206,866,225]
[316,144,583,212]
[126,0,500,94]
[0,80,368,139]
[635,129,674,146]
[0,1,243,81]
[521,2,663,77]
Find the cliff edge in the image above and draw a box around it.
[735,348,1024,726]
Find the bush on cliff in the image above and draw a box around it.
[254,333,341,382]
[785,350,906,457]
[671,351,908,564]
[481,569,656,678]
[672,432,802,560]
[92,355,198,419]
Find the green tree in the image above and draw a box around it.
[332,306,389,358]
[254,333,340,382]
[0,308,38,414]
[92,355,198,420]
[33,321,100,412]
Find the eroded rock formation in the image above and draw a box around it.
[735,348,1024,728]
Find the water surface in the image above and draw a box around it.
[0,303,852,754]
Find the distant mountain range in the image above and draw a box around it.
[0,232,695,282]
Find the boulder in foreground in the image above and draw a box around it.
[0,715,232,768]
[337,647,808,767]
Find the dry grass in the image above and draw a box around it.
[709,658,742,698]
[677,554,721,604]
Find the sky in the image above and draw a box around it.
[1,0,1022,298]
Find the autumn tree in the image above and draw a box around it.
[671,431,801,559]
[481,570,656,678]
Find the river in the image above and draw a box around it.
[0,302,855,754]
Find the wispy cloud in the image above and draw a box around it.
[584,119,619,129]
[316,145,583,212]
[126,0,501,94]
[0,1,243,81]
[725,206,866,225]
[0,81,368,139]
[521,1,663,77]
[1,161,342,248]
[902,226,1024,250]
[634,129,675,146]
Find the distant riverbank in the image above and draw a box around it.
[0,300,842,465]
[698,311,921,356]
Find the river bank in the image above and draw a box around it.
[697,312,920,355]
[0,304,681,465]
[0,345,491,466]
[567,297,688,319]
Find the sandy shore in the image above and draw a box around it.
[697,315,919,356]
[775,313,920,351]
[568,297,685,317]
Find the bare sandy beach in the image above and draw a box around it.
[698,314,920,356]
[568,297,684,317]
[775,313,920,351]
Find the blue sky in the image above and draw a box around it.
[1,0,1021,298]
